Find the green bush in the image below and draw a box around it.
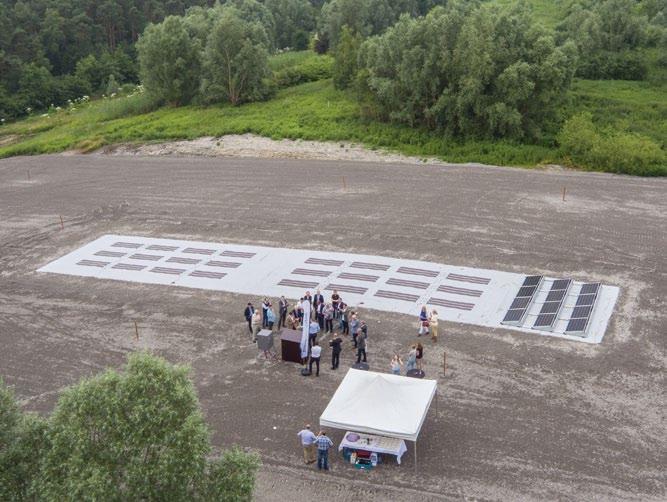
[272,54,333,88]
[558,112,666,175]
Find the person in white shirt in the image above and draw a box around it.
[297,424,317,464]
[309,341,322,376]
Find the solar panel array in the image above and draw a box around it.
[501,275,543,325]
[565,283,600,335]
[532,279,572,330]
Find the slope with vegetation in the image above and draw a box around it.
[1,0,665,175]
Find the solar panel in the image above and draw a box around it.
[517,286,537,297]
[501,276,543,326]
[565,283,601,335]
[510,297,531,309]
[532,278,572,330]
[523,275,542,287]
[502,309,525,323]
[546,290,566,302]
[575,294,597,307]
[551,279,571,290]
[580,283,600,295]
[534,314,557,328]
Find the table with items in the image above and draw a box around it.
[338,431,408,465]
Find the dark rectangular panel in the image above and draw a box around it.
[167,257,201,265]
[77,259,109,268]
[533,313,557,328]
[565,318,589,333]
[182,247,216,255]
[374,290,419,302]
[447,273,490,285]
[278,279,318,289]
[94,251,125,258]
[546,290,566,302]
[540,301,561,314]
[112,263,145,271]
[129,253,163,261]
[206,260,241,268]
[338,272,379,282]
[190,270,226,279]
[292,268,331,277]
[112,242,142,249]
[502,309,525,323]
[324,283,367,295]
[509,297,531,309]
[576,294,597,307]
[386,278,430,290]
[147,245,179,251]
[517,286,537,297]
[437,285,483,297]
[350,261,390,271]
[522,275,542,287]
[580,283,600,295]
[571,305,593,319]
[427,297,475,311]
[221,250,256,258]
[305,258,344,267]
[551,279,572,290]
[398,267,439,278]
[150,267,185,275]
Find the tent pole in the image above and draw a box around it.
[414,440,417,471]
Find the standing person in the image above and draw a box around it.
[406,345,417,372]
[315,431,334,471]
[309,319,320,345]
[309,341,322,376]
[278,296,289,329]
[350,314,359,348]
[329,333,342,369]
[330,289,341,319]
[324,303,334,333]
[287,309,300,330]
[360,320,368,339]
[297,299,305,325]
[418,305,429,337]
[339,302,349,334]
[262,298,270,328]
[316,302,325,329]
[243,302,255,335]
[416,342,424,371]
[356,330,367,363]
[390,354,403,375]
[429,309,439,342]
[297,424,317,465]
[312,289,324,320]
[266,304,276,330]
[250,309,262,343]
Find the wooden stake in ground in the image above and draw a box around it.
[134,320,139,341]
[443,351,447,375]
[562,186,567,202]
[59,215,64,230]
[342,176,347,190]
[27,170,30,181]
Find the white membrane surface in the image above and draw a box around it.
[38,235,619,344]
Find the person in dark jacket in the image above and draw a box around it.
[312,289,324,320]
[278,296,289,328]
[356,331,367,363]
[329,333,342,369]
[244,303,255,334]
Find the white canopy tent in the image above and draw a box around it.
[319,368,438,468]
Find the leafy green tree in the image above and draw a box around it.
[32,352,260,501]
[265,0,316,49]
[359,2,576,139]
[0,379,48,501]
[201,9,272,105]
[137,15,201,105]
[223,0,277,48]
[332,25,363,89]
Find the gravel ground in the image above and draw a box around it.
[0,153,665,501]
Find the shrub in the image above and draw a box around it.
[273,54,333,88]
[558,112,666,175]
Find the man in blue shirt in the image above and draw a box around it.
[315,431,334,470]
[297,424,317,464]
[309,320,320,345]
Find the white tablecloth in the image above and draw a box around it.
[338,431,408,465]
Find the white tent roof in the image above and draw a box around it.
[319,369,437,442]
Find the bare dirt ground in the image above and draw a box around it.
[0,153,665,501]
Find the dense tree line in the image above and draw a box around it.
[0,353,260,501]
[1,0,665,141]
